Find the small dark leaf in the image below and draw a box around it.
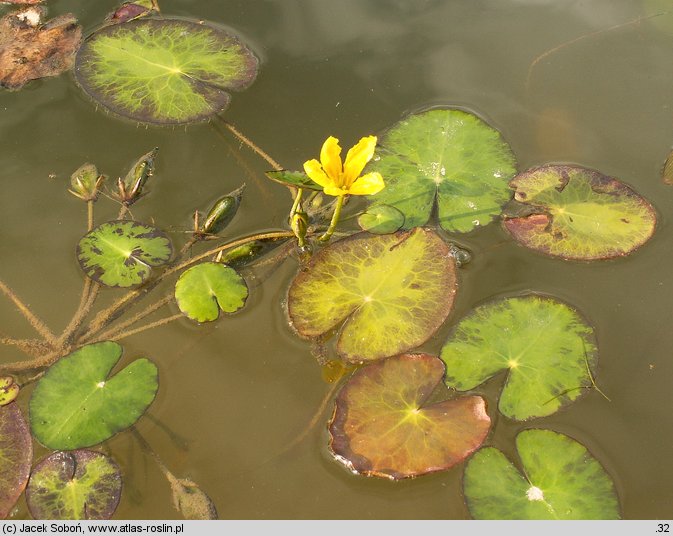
[26,450,122,520]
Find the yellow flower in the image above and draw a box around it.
[303,135,385,196]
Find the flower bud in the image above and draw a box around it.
[197,185,245,238]
[69,163,105,201]
[0,375,19,406]
[117,147,158,206]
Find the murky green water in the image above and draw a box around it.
[2,0,673,519]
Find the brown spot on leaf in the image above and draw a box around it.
[0,7,82,90]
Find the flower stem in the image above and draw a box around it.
[87,200,94,231]
[319,195,345,242]
[93,313,183,343]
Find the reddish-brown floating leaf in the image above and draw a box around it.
[0,7,82,90]
[503,165,656,260]
[26,450,122,519]
[0,403,32,519]
[328,353,491,480]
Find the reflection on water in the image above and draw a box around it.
[1,0,673,519]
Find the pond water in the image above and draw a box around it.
[2,0,673,520]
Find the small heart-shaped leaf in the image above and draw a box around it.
[26,450,122,520]
[174,262,248,322]
[463,429,620,519]
[30,341,159,450]
[329,353,491,480]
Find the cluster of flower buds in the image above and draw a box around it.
[194,184,245,239]
[116,147,158,206]
[68,163,105,201]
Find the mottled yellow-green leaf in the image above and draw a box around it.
[75,19,258,124]
[503,165,656,260]
[329,353,490,480]
[26,450,122,519]
[287,229,457,363]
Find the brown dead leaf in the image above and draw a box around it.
[0,7,81,90]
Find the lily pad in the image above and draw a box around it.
[367,109,516,233]
[30,341,159,450]
[265,170,324,191]
[357,204,405,234]
[463,429,620,519]
[0,7,82,90]
[503,165,657,260]
[329,353,490,480]
[0,403,32,519]
[74,19,258,124]
[287,228,457,363]
[174,262,248,322]
[441,295,596,421]
[77,220,173,287]
[26,450,122,520]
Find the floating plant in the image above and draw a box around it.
[463,429,620,519]
[287,228,457,363]
[357,204,405,234]
[74,18,259,124]
[0,6,82,90]
[29,341,159,450]
[441,295,597,421]
[26,450,122,520]
[366,108,517,233]
[77,220,173,287]
[503,165,657,260]
[0,403,32,519]
[328,354,490,480]
[174,262,248,322]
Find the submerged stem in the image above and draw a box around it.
[0,279,56,344]
[216,117,283,171]
[93,313,183,343]
[84,294,174,344]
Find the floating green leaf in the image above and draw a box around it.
[265,170,324,191]
[464,429,620,519]
[357,204,404,234]
[30,341,158,450]
[287,228,457,363]
[26,450,122,520]
[77,220,172,287]
[367,109,516,233]
[74,19,258,124]
[441,295,596,421]
[503,165,657,260]
[175,262,248,322]
[329,354,490,480]
[0,403,32,519]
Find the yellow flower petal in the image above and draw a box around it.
[320,136,343,183]
[343,135,377,188]
[347,172,385,196]
[303,159,331,188]
[323,185,349,196]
